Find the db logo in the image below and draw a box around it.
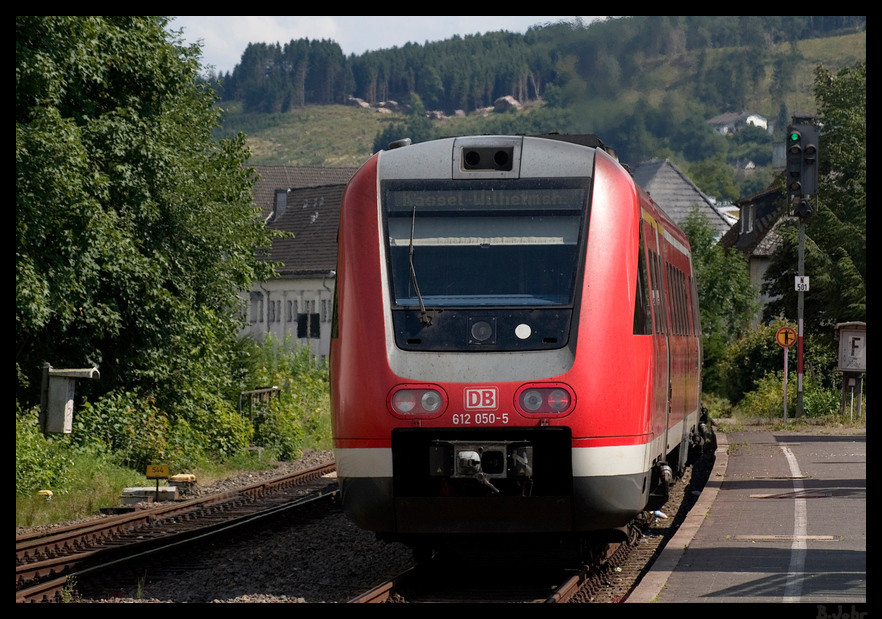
[464,387,498,410]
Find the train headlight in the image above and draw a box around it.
[515,384,575,416]
[521,390,544,411]
[421,390,442,412]
[388,385,447,417]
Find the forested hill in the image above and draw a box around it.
[208,16,865,197]
[209,16,865,116]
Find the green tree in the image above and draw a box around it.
[762,62,865,331]
[16,17,276,428]
[682,207,760,394]
[686,154,741,201]
[372,92,434,152]
[417,65,445,111]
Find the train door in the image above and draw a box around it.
[641,217,671,451]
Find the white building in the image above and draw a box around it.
[242,166,357,358]
[707,111,770,135]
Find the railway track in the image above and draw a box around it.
[348,524,644,603]
[16,463,337,603]
[349,446,715,604]
[17,444,714,603]
[351,554,599,603]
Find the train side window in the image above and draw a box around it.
[668,264,684,335]
[666,264,675,334]
[679,269,686,334]
[680,269,689,335]
[665,263,674,334]
[689,274,700,336]
[647,250,665,334]
[633,231,652,335]
[676,267,687,335]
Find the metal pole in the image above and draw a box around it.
[849,380,854,423]
[796,217,805,417]
[39,362,51,436]
[859,374,864,420]
[783,345,789,420]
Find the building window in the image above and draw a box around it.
[249,292,264,323]
[297,313,320,339]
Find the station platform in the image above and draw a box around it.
[627,428,866,607]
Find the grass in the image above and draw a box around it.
[715,414,866,435]
[704,388,866,435]
[16,450,145,529]
[16,449,292,530]
[217,104,402,167]
[16,411,334,531]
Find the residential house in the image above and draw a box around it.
[707,111,770,136]
[631,158,735,239]
[242,165,358,358]
[719,185,790,326]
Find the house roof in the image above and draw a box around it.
[260,184,345,278]
[707,111,767,127]
[251,165,358,221]
[631,159,734,238]
[248,165,360,279]
[719,184,788,258]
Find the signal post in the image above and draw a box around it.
[785,119,819,417]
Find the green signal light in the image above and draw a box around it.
[790,132,801,141]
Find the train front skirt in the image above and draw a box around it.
[335,430,657,535]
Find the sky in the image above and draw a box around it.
[168,16,602,76]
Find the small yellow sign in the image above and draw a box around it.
[146,464,169,479]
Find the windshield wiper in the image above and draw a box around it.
[409,206,433,326]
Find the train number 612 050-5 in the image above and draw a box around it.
[452,412,510,425]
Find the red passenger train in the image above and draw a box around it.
[331,134,710,556]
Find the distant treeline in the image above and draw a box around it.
[209,16,865,115]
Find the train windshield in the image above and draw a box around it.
[383,178,589,308]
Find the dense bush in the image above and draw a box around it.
[175,391,254,463]
[251,398,305,461]
[718,317,847,406]
[801,376,844,418]
[735,370,845,419]
[69,389,253,473]
[237,335,331,458]
[718,320,789,403]
[16,406,73,494]
[16,337,330,499]
[72,391,171,471]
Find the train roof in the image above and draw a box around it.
[527,133,619,161]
